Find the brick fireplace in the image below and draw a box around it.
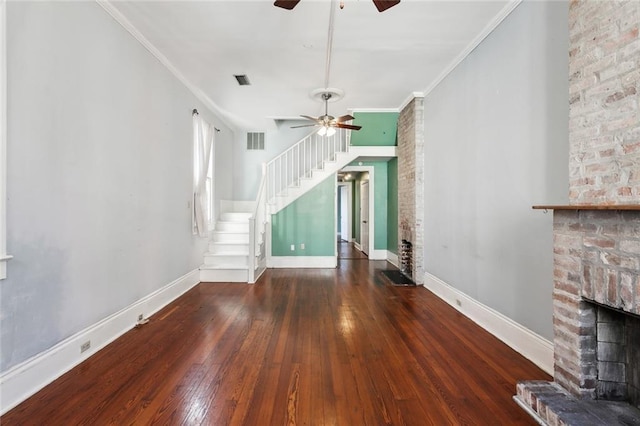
[551,210,640,403]
[516,1,640,424]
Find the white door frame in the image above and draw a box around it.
[340,165,384,260]
[360,180,370,256]
[336,182,352,243]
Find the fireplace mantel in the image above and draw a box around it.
[532,205,640,211]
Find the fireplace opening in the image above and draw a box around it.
[592,302,640,410]
[400,239,412,278]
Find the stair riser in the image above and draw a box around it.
[208,242,249,252]
[200,268,249,283]
[204,255,249,267]
[216,222,249,232]
[211,234,249,243]
[220,213,252,222]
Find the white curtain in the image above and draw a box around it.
[193,114,214,237]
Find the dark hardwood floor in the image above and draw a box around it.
[337,240,368,260]
[2,259,549,425]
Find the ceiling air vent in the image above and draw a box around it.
[247,132,265,150]
[234,74,251,86]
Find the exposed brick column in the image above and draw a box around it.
[397,95,424,283]
[568,0,640,204]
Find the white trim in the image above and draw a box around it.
[95,1,235,132]
[423,0,522,97]
[423,271,554,375]
[0,0,9,280]
[369,249,387,261]
[267,256,337,268]
[354,242,362,251]
[0,269,200,415]
[334,174,338,255]
[349,107,400,113]
[398,92,425,112]
[386,251,399,268]
[337,182,352,245]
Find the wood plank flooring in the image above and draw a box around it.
[337,241,368,260]
[2,259,549,425]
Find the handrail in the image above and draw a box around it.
[266,128,349,203]
[248,163,267,283]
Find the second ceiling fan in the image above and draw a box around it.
[274,0,400,13]
[292,92,362,136]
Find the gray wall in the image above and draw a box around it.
[1,2,233,372]
[422,1,569,340]
[232,121,316,200]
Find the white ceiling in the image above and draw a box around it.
[109,0,514,130]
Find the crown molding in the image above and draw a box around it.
[398,92,425,112]
[423,0,522,97]
[95,0,236,133]
[349,108,400,113]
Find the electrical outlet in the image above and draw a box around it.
[80,341,91,353]
[290,244,295,251]
[300,243,305,250]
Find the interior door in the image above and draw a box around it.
[340,186,348,240]
[360,181,369,256]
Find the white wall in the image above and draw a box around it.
[232,120,315,200]
[0,2,233,372]
[422,1,568,340]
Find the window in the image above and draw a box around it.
[193,113,215,236]
[246,132,265,150]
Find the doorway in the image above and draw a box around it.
[338,166,377,259]
[336,176,367,260]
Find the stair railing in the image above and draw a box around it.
[266,128,349,202]
[248,163,268,283]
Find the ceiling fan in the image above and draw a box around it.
[274,0,400,13]
[291,92,362,136]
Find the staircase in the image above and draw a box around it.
[200,129,395,283]
[199,204,252,283]
[266,129,394,214]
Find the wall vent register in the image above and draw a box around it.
[246,132,265,150]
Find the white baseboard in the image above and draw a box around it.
[369,249,387,261]
[268,256,337,268]
[423,272,554,375]
[354,242,362,251]
[0,269,200,415]
[386,251,399,267]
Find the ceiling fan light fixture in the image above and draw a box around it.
[317,126,327,136]
[326,126,336,137]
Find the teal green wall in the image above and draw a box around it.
[349,112,399,146]
[271,176,335,256]
[387,158,398,254]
